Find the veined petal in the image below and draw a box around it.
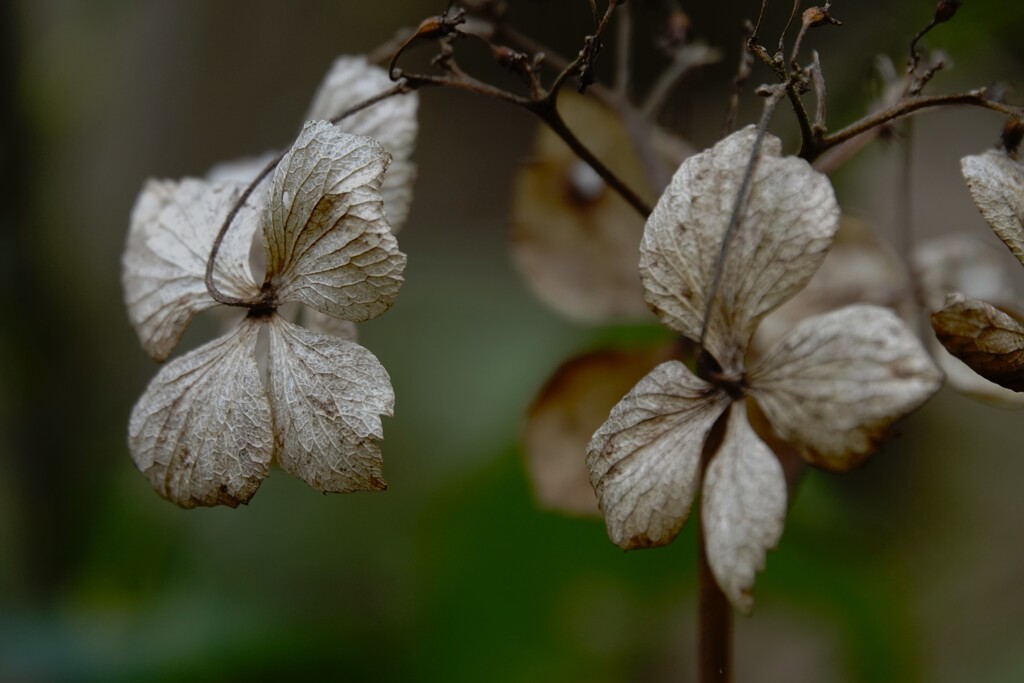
[931,292,1024,392]
[702,402,787,614]
[128,319,272,508]
[586,361,728,549]
[264,121,406,322]
[962,149,1024,268]
[266,316,394,493]
[640,126,839,372]
[748,305,942,471]
[307,55,419,232]
[122,178,261,360]
[301,307,359,342]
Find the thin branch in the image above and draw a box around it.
[699,509,732,683]
[698,86,786,357]
[805,90,1024,161]
[613,0,633,98]
[641,44,721,119]
[723,21,755,135]
[778,0,801,56]
[808,50,826,133]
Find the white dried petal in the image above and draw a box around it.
[587,361,728,549]
[931,292,1024,392]
[308,55,419,232]
[267,316,394,493]
[206,151,277,185]
[962,150,1024,268]
[300,307,359,342]
[128,320,273,508]
[702,402,786,614]
[748,305,942,471]
[264,121,406,322]
[640,126,839,372]
[122,178,261,360]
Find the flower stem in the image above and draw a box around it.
[698,512,732,683]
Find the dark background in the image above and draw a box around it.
[2,1,1024,681]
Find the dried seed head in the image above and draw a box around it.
[934,0,963,24]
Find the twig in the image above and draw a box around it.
[613,0,633,98]
[699,505,733,683]
[641,44,722,119]
[723,21,755,135]
[698,86,786,358]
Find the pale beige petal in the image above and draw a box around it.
[931,292,1024,392]
[266,316,394,493]
[511,93,657,323]
[962,149,1024,268]
[127,319,272,508]
[122,178,261,360]
[748,305,943,471]
[586,361,728,549]
[264,121,406,322]
[640,126,840,372]
[308,55,418,231]
[524,344,676,516]
[702,402,787,614]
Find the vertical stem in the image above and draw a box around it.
[698,516,732,683]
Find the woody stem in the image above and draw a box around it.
[698,516,733,683]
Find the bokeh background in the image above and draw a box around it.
[2,1,1024,681]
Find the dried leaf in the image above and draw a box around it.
[587,361,729,549]
[702,402,786,614]
[122,178,261,361]
[748,305,943,471]
[524,344,675,516]
[931,293,1024,392]
[915,237,1024,406]
[128,320,273,508]
[961,149,1024,268]
[267,316,394,493]
[640,126,840,372]
[307,55,419,232]
[510,94,656,323]
[264,121,406,322]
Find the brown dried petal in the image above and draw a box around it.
[702,402,786,614]
[307,55,419,232]
[267,316,394,493]
[931,293,1024,392]
[962,149,1024,268]
[748,305,942,471]
[641,126,839,372]
[122,178,261,361]
[587,361,728,549]
[128,320,273,508]
[265,121,406,322]
[511,93,656,323]
[523,344,675,516]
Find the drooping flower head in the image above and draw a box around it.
[587,127,942,611]
[123,121,406,508]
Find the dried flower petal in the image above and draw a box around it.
[301,307,359,342]
[748,305,942,471]
[640,126,839,371]
[122,178,261,360]
[308,55,419,231]
[266,316,394,493]
[961,149,1024,268]
[128,320,273,508]
[931,293,1024,392]
[702,402,786,614]
[524,344,675,516]
[587,361,728,549]
[264,121,406,321]
[511,94,656,322]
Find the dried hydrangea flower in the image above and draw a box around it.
[123,121,406,508]
[587,126,942,612]
[930,149,1024,392]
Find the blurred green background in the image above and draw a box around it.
[2,1,1024,681]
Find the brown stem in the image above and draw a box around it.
[698,506,733,683]
[804,90,1024,161]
